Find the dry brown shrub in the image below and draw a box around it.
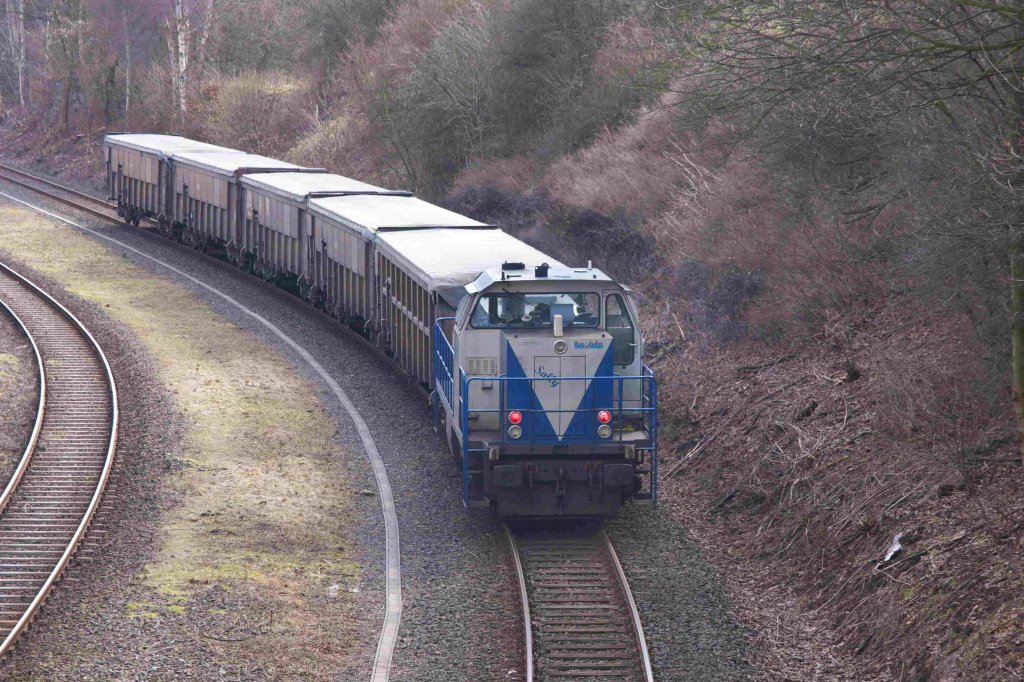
[199,72,311,158]
[449,156,538,194]
[592,13,670,81]
[542,88,700,218]
[647,290,1017,677]
[296,0,503,187]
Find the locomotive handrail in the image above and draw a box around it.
[457,367,658,506]
[433,318,456,424]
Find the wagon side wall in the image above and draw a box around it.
[171,161,233,243]
[241,183,304,277]
[308,209,372,326]
[373,236,437,387]
[105,140,162,217]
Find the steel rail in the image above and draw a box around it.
[0,287,46,518]
[0,165,118,224]
[0,184,403,681]
[0,262,119,659]
[603,531,655,682]
[505,523,534,682]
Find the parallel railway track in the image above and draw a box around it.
[507,525,653,682]
[0,262,118,659]
[0,165,405,681]
[0,164,119,223]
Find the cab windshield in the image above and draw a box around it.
[471,292,600,329]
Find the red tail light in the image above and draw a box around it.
[597,410,612,424]
[508,411,523,424]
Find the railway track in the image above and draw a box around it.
[0,262,118,658]
[507,524,654,682]
[0,164,120,224]
[0,168,405,681]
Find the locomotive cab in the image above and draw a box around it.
[433,262,657,518]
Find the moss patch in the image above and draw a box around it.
[0,206,359,677]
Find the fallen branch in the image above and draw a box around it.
[667,433,717,477]
[736,353,797,375]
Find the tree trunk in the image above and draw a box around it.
[1012,237,1024,464]
[166,1,190,119]
[174,0,189,117]
[5,0,26,106]
[123,8,130,116]
[16,0,23,103]
[194,0,215,87]
[59,77,71,129]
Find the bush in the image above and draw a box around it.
[379,0,641,198]
[442,181,659,282]
[199,73,311,158]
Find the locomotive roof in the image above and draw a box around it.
[376,228,561,300]
[240,172,411,203]
[308,194,490,237]
[171,150,304,177]
[467,265,614,294]
[104,133,233,157]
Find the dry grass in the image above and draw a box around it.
[0,313,36,487]
[0,206,359,678]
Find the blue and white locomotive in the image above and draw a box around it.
[103,132,658,518]
[435,263,657,518]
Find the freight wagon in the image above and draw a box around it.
[103,133,231,227]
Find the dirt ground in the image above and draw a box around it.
[648,300,1024,681]
[0,204,363,680]
[0,306,37,487]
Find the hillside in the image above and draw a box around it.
[2,0,1022,679]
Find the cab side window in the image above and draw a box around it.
[605,294,635,365]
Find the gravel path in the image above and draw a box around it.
[0,181,758,681]
[607,505,753,680]
[0,299,37,487]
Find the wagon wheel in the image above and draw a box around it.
[131,209,141,227]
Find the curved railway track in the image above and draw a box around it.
[507,524,654,682]
[0,168,404,680]
[0,262,118,659]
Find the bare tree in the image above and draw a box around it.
[49,0,85,129]
[2,0,28,106]
[667,0,1024,461]
[166,0,215,117]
